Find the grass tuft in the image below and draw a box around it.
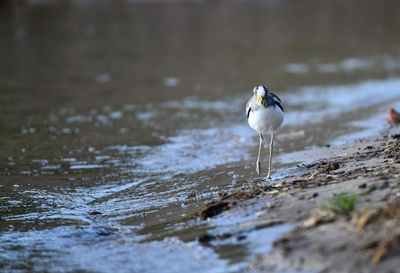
[324,193,358,215]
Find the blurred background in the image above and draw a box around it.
[1,0,400,272]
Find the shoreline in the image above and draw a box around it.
[195,125,400,273]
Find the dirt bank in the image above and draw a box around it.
[195,125,400,273]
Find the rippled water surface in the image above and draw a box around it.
[2,1,400,272]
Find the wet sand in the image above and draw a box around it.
[195,124,400,273]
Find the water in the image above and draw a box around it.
[1,1,400,272]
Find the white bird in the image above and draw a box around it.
[246,85,284,179]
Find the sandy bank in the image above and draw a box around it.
[195,125,400,273]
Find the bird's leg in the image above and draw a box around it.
[256,132,263,176]
[267,133,274,180]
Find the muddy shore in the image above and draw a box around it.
[194,125,400,273]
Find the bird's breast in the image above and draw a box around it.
[248,106,284,133]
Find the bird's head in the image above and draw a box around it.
[253,85,268,106]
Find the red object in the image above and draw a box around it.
[388,108,400,124]
[88,211,102,215]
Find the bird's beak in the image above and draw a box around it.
[256,96,267,106]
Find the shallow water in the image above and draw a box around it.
[1,1,400,272]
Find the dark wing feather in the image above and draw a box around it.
[269,92,282,103]
[274,101,284,112]
[247,106,251,118]
[246,98,252,119]
[269,92,284,112]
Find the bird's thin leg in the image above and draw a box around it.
[267,133,274,180]
[256,132,263,176]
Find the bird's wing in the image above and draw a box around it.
[246,98,252,119]
[269,92,282,103]
[269,92,284,112]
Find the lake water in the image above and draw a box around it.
[1,1,400,272]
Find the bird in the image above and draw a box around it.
[246,85,284,179]
[388,108,400,124]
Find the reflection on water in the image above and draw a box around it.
[1,0,400,272]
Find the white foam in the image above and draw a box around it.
[126,124,254,177]
[70,164,105,170]
[283,63,309,74]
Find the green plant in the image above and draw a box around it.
[324,193,358,215]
